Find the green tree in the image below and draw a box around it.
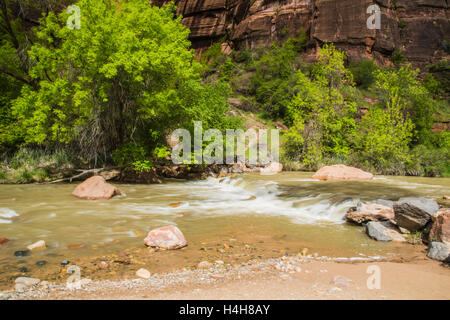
[12,0,234,165]
[285,44,357,167]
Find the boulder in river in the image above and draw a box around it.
[27,240,46,251]
[428,208,450,245]
[346,203,394,225]
[427,242,450,262]
[144,225,187,250]
[366,221,392,241]
[72,175,121,200]
[394,197,439,232]
[0,237,10,249]
[365,221,406,242]
[312,165,373,181]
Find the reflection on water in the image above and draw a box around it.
[0,172,448,287]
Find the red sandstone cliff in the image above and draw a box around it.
[153,0,449,66]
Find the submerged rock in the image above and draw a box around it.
[312,165,373,181]
[346,203,394,225]
[427,242,450,262]
[0,237,10,249]
[428,208,450,245]
[27,240,46,251]
[144,225,187,250]
[14,250,30,257]
[72,175,121,200]
[394,197,439,232]
[365,221,406,242]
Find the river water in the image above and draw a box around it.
[0,172,449,288]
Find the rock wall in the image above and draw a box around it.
[153,0,449,66]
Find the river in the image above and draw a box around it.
[0,172,449,288]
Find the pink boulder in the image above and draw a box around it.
[346,203,394,224]
[429,208,450,245]
[312,165,373,181]
[144,225,187,250]
[72,175,121,200]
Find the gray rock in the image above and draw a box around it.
[374,199,394,209]
[365,221,392,242]
[394,197,439,232]
[427,242,450,262]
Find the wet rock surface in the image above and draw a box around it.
[346,203,394,224]
[429,208,450,245]
[394,197,439,232]
[427,242,450,262]
[72,176,121,200]
[312,165,374,181]
[152,0,449,67]
[144,226,188,250]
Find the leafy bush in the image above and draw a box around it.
[113,142,148,167]
[392,50,407,65]
[350,60,379,89]
[285,44,357,167]
[132,160,153,173]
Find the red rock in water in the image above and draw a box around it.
[346,203,394,225]
[429,208,450,245]
[72,175,121,200]
[0,237,10,249]
[312,165,373,181]
[144,225,187,250]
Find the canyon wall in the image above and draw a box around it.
[154,0,449,66]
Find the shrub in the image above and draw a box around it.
[350,60,379,89]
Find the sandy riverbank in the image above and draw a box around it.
[2,254,449,300]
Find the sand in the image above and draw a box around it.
[2,254,449,300]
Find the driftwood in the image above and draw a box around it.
[43,167,120,184]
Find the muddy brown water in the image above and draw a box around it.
[0,173,449,289]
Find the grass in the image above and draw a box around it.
[0,148,76,183]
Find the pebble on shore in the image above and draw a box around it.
[136,268,151,279]
[27,240,46,251]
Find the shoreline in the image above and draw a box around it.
[2,254,449,300]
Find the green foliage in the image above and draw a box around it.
[131,160,153,173]
[113,142,147,167]
[407,143,450,177]
[426,60,450,96]
[352,104,414,173]
[0,147,74,183]
[248,30,307,118]
[350,60,379,89]
[11,0,235,166]
[373,65,437,146]
[285,44,357,167]
[392,50,407,65]
[152,146,171,159]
